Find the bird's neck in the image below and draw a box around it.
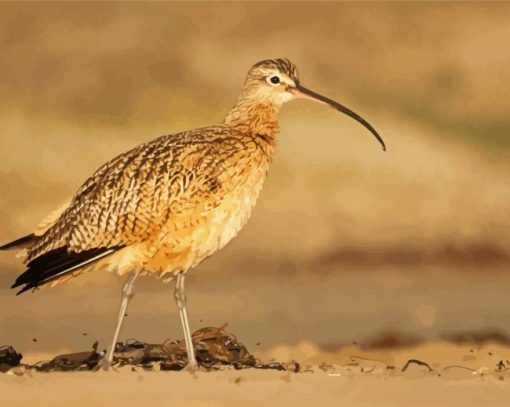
[223,98,280,143]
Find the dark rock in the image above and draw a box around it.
[0,346,22,372]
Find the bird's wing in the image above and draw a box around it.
[26,128,247,262]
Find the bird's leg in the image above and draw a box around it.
[174,272,198,369]
[102,270,140,371]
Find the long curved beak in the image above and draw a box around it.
[289,85,386,151]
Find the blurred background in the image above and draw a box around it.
[0,2,509,353]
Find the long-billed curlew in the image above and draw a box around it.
[1,58,385,370]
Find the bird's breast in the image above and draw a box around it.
[191,164,268,265]
[143,157,270,276]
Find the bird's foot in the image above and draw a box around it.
[184,360,199,374]
[98,357,115,372]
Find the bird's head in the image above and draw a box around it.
[243,58,300,106]
[241,58,386,151]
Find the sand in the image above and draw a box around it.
[2,267,510,406]
[2,341,510,407]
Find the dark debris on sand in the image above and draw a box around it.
[0,326,299,373]
[441,330,510,346]
[0,346,22,372]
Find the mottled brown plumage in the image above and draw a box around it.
[28,126,274,275]
[3,57,384,369]
[21,60,293,287]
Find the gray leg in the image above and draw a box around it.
[174,272,198,368]
[102,270,140,370]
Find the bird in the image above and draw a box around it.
[0,58,385,370]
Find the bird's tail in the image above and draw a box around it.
[11,246,122,295]
[0,234,37,250]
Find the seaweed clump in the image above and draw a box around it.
[0,325,299,373]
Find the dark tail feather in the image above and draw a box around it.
[12,246,122,295]
[0,234,37,250]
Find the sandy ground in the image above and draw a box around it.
[3,266,510,406]
[2,341,510,407]
[2,267,510,406]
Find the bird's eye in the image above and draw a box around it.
[267,75,280,85]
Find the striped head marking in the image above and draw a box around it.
[249,58,300,86]
[241,58,300,106]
